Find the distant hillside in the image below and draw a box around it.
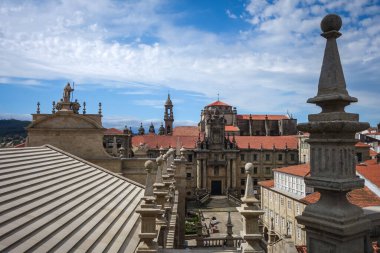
[0,119,31,138]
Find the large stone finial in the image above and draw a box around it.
[155,155,164,185]
[52,101,56,114]
[144,160,156,200]
[308,14,357,111]
[296,14,370,253]
[242,163,257,202]
[82,102,86,114]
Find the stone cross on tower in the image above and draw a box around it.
[296,14,370,253]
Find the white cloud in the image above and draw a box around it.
[0,0,378,124]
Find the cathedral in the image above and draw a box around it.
[127,94,299,197]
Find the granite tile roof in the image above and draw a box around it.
[0,145,144,253]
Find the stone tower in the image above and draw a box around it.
[204,107,226,150]
[164,94,174,135]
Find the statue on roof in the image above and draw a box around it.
[63,82,74,103]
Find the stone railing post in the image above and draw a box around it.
[296,14,371,253]
[238,163,265,253]
[136,160,162,253]
[225,211,234,247]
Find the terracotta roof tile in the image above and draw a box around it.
[258,179,274,188]
[15,142,26,148]
[206,100,231,107]
[355,142,370,147]
[132,135,197,149]
[230,135,298,150]
[104,128,123,135]
[225,126,240,132]
[237,114,289,120]
[173,126,199,136]
[300,186,380,208]
[370,149,378,157]
[356,159,380,188]
[273,163,310,177]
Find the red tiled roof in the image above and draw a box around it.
[356,159,380,188]
[237,114,289,120]
[300,186,380,208]
[296,246,307,253]
[15,142,25,148]
[225,126,240,132]
[273,163,310,177]
[355,142,370,148]
[104,128,123,135]
[370,149,378,157]
[132,135,197,149]
[206,100,231,107]
[258,179,274,188]
[230,135,298,150]
[173,126,199,136]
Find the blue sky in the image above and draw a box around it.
[0,0,379,129]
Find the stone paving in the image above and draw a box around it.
[186,196,243,247]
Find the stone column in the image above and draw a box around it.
[232,159,237,188]
[226,159,231,189]
[296,14,370,253]
[136,160,162,253]
[238,163,265,253]
[174,146,187,248]
[202,159,207,189]
[196,159,201,189]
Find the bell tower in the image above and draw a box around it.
[164,94,174,135]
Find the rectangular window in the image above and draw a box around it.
[186,173,192,179]
[297,226,301,240]
[241,178,246,186]
[287,221,293,235]
[253,178,258,185]
[296,203,300,215]
[265,154,270,161]
[187,154,193,162]
[281,217,285,230]
[265,167,271,175]
[241,167,245,174]
[275,213,279,226]
[281,196,284,206]
[253,167,258,174]
[290,154,295,161]
[278,154,283,161]
[287,200,292,210]
[253,154,258,161]
[240,154,245,161]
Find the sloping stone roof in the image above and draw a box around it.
[225,126,240,132]
[356,159,380,188]
[105,127,124,135]
[0,145,144,252]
